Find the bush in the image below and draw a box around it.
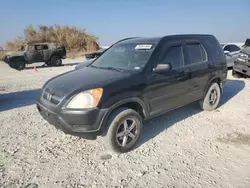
[5,25,99,55]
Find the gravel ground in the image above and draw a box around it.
[0,60,250,188]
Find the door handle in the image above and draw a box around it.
[176,71,189,81]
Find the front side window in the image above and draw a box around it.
[43,45,49,50]
[186,43,207,65]
[27,45,35,51]
[158,45,183,69]
[92,43,155,71]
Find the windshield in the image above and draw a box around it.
[92,42,155,71]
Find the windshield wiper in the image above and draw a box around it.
[89,65,100,68]
[90,65,124,72]
[104,67,124,72]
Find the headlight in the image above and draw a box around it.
[66,88,103,109]
[238,53,248,58]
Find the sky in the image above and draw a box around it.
[1,0,250,46]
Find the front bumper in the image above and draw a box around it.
[37,102,108,138]
[233,60,250,76]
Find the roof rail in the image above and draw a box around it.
[114,37,139,44]
[102,37,139,50]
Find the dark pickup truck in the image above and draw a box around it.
[3,42,66,70]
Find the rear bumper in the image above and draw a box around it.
[233,61,250,76]
[37,102,108,138]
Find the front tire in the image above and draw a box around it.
[106,108,142,153]
[232,70,242,78]
[9,58,26,71]
[200,82,221,111]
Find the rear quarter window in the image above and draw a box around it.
[201,37,224,59]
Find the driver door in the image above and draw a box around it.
[26,45,43,63]
[25,45,36,63]
[145,41,191,116]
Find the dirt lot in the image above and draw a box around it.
[0,60,250,188]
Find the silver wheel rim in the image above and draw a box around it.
[116,118,138,148]
[209,88,218,105]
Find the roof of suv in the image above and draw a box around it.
[119,34,214,44]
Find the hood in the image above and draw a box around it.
[45,66,133,97]
[6,51,25,57]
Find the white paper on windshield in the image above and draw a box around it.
[135,44,152,50]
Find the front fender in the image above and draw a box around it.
[98,96,149,135]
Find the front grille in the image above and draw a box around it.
[42,88,61,105]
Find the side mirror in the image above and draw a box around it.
[224,50,230,54]
[153,63,171,73]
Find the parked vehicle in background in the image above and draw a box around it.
[233,39,250,78]
[242,38,250,48]
[3,42,66,70]
[221,43,241,68]
[85,48,106,60]
[0,46,3,51]
[37,34,227,153]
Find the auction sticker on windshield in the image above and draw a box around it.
[135,44,152,50]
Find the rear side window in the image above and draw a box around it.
[158,45,184,69]
[185,43,207,65]
[201,37,224,59]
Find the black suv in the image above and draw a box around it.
[37,35,227,152]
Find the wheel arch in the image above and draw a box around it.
[49,53,61,61]
[100,98,148,135]
[205,77,223,94]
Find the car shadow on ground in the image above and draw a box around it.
[24,62,82,70]
[0,89,42,112]
[138,79,245,147]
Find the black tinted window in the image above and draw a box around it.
[186,43,203,65]
[224,45,240,52]
[159,45,183,69]
[202,37,224,59]
[43,45,48,50]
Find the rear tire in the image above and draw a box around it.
[232,70,242,78]
[106,108,142,153]
[50,56,62,66]
[200,82,221,111]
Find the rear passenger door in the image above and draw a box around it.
[42,44,50,62]
[184,40,212,100]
